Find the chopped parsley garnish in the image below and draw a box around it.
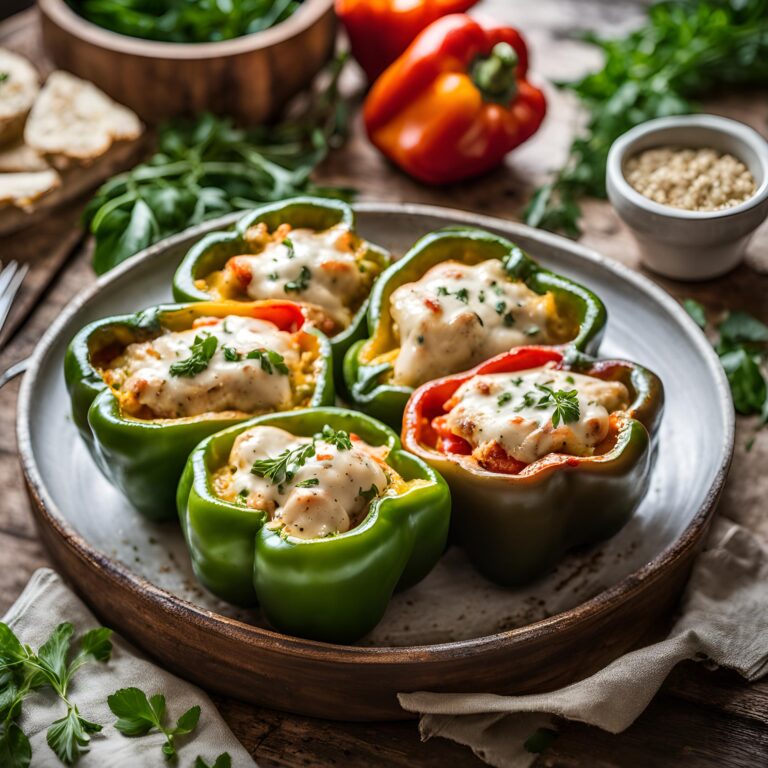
[283,237,296,258]
[566,375,575,384]
[246,348,289,375]
[295,477,319,488]
[358,484,379,503]
[222,345,240,362]
[495,301,506,315]
[268,271,279,281]
[169,334,218,377]
[503,312,515,327]
[497,392,513,406]
[436,285,469,303]
[512,376,523,386]
[515,391,537,409]
[478,290,486,303]
[535,384,580,427]
[436,286,448,296]
[284,265,311,293]
[417,334,425,345]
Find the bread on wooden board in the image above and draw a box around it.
[25,71,143,166]
[0,48,40,146]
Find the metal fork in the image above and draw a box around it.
[0,260,30,389]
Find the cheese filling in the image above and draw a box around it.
[207,224,375,331]
[390,260,558,388]
[216,425,395,539]
[102,316,309,419]
[443,366,630,466]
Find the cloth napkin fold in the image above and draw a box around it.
[2,568,257,768]
[399,518,768,768]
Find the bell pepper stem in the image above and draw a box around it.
[471,42,519,105]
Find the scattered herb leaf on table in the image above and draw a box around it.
[68,0,304,43]
[525,0,768,236]
[86,54,352,275]
[0,621,113,766]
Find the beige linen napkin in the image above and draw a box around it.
[2,568,256,768]
[399,518,768,768]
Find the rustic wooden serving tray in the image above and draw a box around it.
[17,204,734,720]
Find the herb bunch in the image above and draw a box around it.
[69,0,303,44]
[525,0,768,236]
[685,301,768,423]
[86,54,351,275]
[0,622,113,766]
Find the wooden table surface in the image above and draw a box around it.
[1,2,767,766]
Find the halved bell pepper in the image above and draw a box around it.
[343,227,607,429]
[172,197,391,383]
[402,345,664,586]
[364,14,546,184]
[177,406,451,643]
[336,0,478,82]
[64,300,334,522]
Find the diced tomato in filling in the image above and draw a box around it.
[192,317,221,328]
[424,297,441,313]
[227,256,253,287]
[431,415,471,455]
[476,442,527,475]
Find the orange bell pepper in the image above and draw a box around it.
[336,0,478,82]
[363,14,547,185]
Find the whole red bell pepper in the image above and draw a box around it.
[363,14,547,185]
[336,0,478,82]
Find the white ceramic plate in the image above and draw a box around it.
[17,204,734,717]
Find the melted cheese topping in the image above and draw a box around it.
[102,316,309,419]
[203,224,376,332]
[216,426,394,539]
[390,260,558,388]
[445,366,630,466]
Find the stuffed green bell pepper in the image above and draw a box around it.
[402,345,663,586]
[64,300,334,522]
[177,407,450,643]
[172,197,391,378]
[343,227,607,428]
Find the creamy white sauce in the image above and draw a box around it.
[227,225,365,327]
[227,425,389,539]
[445,366,629,465]
[390,260,554,387]
[114,316,300,419]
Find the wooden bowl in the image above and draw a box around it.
[38,0,336,125]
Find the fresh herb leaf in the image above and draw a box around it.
[251,442,316,485]
[455,287,469,303]
[535,384,581,427]
[295,478,319,488]
[719,311,768,344]
[87,54,351,275]
[169,335,218,378]
[0,73,9,84]
[0,622,112,765]
[318,425,352,451]
[497,392,513,407]
[222,345,241,362]
[525,0,768,235]
[284,265,312,294]
[72,0,304,43]
[358,484,379,503]
[283,237,296,258]
[683,299,707,330]
[246,348,289,375]
[195,753,232,768]
[108,687,200,761]
[720,348,766,415]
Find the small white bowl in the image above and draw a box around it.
[606,115,768,281]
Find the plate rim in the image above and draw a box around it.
[17,201,735,664]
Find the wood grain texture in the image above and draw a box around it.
[1,0,767,764]
[38,0,336,124]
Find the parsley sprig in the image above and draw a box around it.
[222,346,289,375]
[284,265,312,294]
[195,754,232,768]
[250,426,353,485]
[524,0,768,236]
[108,687,200,761]
[0,621,113,765]
[535,384,581,427]
[169,334,218,378]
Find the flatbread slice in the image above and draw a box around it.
[0,48,40,146]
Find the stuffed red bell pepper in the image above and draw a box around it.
[363,14,546,185]
[336,0,478,81]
